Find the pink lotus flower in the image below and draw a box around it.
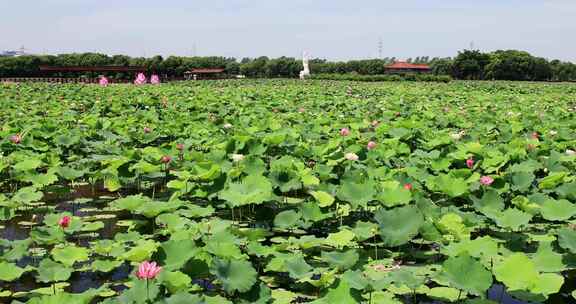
[143,127,151,133]
[9,134,21,144]
[298,107,305,113]
[367,141,377,150]
[480,176,494,186]
[134,73,147,85]
[344,152,359,161]
[136,261,162,280]
[403,183,413,191]
[531,132,539,140]
[340,128,350,136]
[466,158,474,169]
[150,74,160,84]
[160,155,172,164]
[176,143,184,151]
[58,216,71,229]
[99,76,109,87]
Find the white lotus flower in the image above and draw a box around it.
[345,152,359,161]
[566,149,576,156]
[223,123,233,129]
[450,130,465,140]
[231,154,245,162]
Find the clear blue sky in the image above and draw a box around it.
[1,0,575,61]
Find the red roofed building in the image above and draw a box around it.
[184,68,226,80]
[385,61,431,74]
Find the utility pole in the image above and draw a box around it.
[378,37,383,59]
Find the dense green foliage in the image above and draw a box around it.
[437,50,576,81]
[3,50,574,81]
[1,80,576,303]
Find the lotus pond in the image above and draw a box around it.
[1,80,576,303]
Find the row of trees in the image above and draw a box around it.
[0,53,445,79]
[431,50,576,81]
[1,50,575,81]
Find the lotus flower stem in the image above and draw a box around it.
[146,279,150,303]
[373,235,378,260]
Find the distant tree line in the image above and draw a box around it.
[430,50,576,81]
[1,50,575,81]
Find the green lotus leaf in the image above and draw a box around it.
[388,267,426,290]
[430,174,468,197]
[533,241,565,273]
[363,291,403,304]
[52,244,90,267]
[436,213,471,241]
[91,259,123,273]
[285,256,313,280]
[159,270,191,293]
[310,190,335,207]
[494,253,538,291]
[511,171,534,191]
[374,205,423,247]
[442,236,500,263]
[11,186,43,204]
[341,270,369,290]
[427,287,462,302]
[160,239,198,270]
[555,182,576,200]
[557,228,576,253]
[121,240,159,262]
[13,158,42,171]
[321,250,359,270]
[538,172,566,189]
[135,199,181,218]
[311,279,356,304]
[324,229,356,248]
[104,176,121,192]
[219,174,273,207]
[378,181,412,207]
[163,292,204,304]
[0,262,28,281]
[2,239,31,261]
[530,273,564,297]
[439,253,493,296]
[273,210,301,229]
[36,259,73,283]
[118,278,160,304]
[26,289,99,304]
[490,208,532,231]
[540,199,576,221]
[336,179,376,209]
[81,221,105,232]
[205,231,243,259]
[111,194,151,212]
[24,172,58,187]
[211,258,257,294]
[351,221,378,241]
[56,166,86,180]
[472,190,504,216]
[271,288,298,304]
